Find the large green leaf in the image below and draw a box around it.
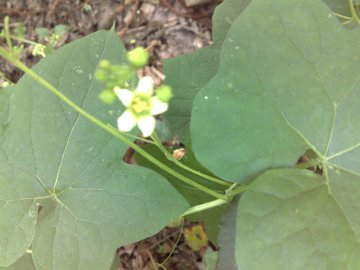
[164,0,353,140]
[189,0,360,268]
[163,0,251,139]
[0,30,188,269]
[236,168,360,269]
[191,0,360,182]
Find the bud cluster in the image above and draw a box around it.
[95,47,173,105]
[95,47,174,136]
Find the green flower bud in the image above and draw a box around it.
[99,89,116,104]
[127,47,149,69]
[111,65,132,81]
[99,59,111,69]
[156,85,173,102]
[94,69,108,82]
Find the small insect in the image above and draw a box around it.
[172,148,186,160]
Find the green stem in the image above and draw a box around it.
[332,12,352,20]
[348,0,360,25]
[10,35,38,46]
[182,199,229,216]
[342,20,353,25]
[4,16,13,52]
[151,132,232,187]
[0,47,226,200]
[225,185,248,197]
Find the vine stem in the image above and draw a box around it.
[0,47,227,201]
[348,0,360,25]
[182,183,248,216]
[332,12,352,20]
[182,199,229,216]
[4,17,13,51]
[151,132,232,187]
[225,185,248,197]
[10,35,38,46]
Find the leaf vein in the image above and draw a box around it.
[52,34,111,191]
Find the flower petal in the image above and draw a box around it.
[151,97,168,115]
[136,76,154,95]
[117,110,137,132]
[114,87,134,107]
[138,116,155,137]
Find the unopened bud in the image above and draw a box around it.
[156,85,173,102]
[99,89,116,104]
[127,47,149,69]
[99,59,111,69]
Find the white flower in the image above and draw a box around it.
[114,76,169,137]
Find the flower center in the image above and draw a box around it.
[130,94,151,117]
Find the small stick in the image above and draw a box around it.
[119,0,141,38]
[48,0,60,18]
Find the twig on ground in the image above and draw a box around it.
[48,0,60,18]
[119,0,141,38]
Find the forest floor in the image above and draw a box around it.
[0,0,223,269]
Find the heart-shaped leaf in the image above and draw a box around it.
[164,0,353,139]
[0,30,188,269]
[189,0,360,268]
[191,0,360,182]
[236,168,360,269]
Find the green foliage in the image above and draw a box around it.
[2,0,360,269]
[53,24,68,36]
[34,24,68,56]
[188,0,360,268]
[203,249,218,270]
[236,168,360,269]
[191,0,360,181]
[34,27,49,38]
[13,24,26,39]
[0,253,35,270]
[216,197,238,270]
[0,31,188,270]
